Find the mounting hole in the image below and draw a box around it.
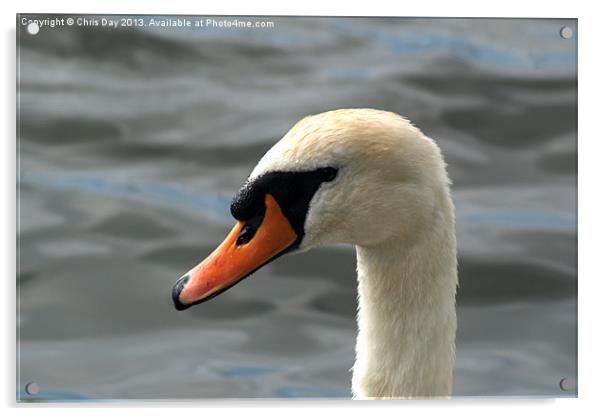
[25,382,39,396]
[560,26,573,39]
[559,377,575,392]
[27,22,39,36]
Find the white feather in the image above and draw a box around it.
[250,108,457,399]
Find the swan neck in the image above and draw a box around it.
[352,229,457,399]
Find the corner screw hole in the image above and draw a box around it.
[560,26,573,39]
[559,377,575,392]
[27,22,39,35]
[25,382,39,396]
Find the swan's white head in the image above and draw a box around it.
[173,108,452,309]
[250,108,451,250]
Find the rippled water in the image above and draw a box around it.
[17,15,577,400]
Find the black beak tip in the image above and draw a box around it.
[172,274,191,311]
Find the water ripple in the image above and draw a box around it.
[332,20,575,67]
[19,171,231,221]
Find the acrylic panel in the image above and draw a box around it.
[16,15,577,401]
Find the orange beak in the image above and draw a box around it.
[172,194,297,310]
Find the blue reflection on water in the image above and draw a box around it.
[461,211,576,230]
[275,385,349,398]
[139,17,574,68]
[20,171,232,221]
[20,171,576,231]
[17,389,90,402]
[332,20,575,67]
[217,366,278,378]
[324,67,373,80]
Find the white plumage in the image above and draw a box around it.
[250,109,458,398]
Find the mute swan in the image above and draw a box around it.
[172,108,458,399]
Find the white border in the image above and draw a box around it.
[1,0,585,17]
[2,0,600,414]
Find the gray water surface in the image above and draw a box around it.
[17,16,577,400]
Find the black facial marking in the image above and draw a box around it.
[230,166,338,248]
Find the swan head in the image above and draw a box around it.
[172,108,450,310]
